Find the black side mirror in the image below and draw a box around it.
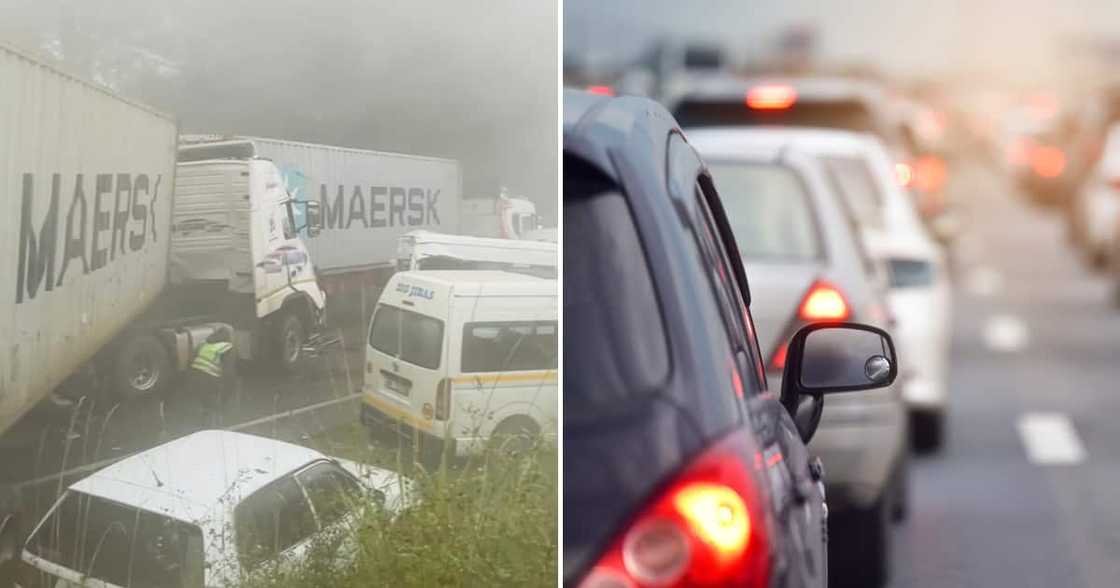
[780,322,898,442]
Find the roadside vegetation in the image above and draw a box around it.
[246,422,558,588]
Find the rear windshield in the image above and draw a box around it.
[706,161,822,260]
[888,258,935,288]
[461,321,558,373]
[368,304,445,370]
[26,491,204,588]
[820,155,884,226]
[674,98,877,132]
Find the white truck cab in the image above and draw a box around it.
[460,191,541,239]
[360,271,557,456]
[171,157,326,366]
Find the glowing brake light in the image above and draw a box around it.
[577,432,771,588]
[587,85,615,96]
[911,155,948,193]
[798,281,850,321]
[745,85,797,110]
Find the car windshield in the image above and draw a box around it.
[25,491,204,588]
[706,160,823,260]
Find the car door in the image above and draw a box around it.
[235,474,322,582]
[672,135,828,587]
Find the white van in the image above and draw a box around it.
[396,230,557,276]
[360,271,557,456]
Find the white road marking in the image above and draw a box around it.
[983,314,1029,352]
[1017,412,1086,465]
[965,265,1003,297]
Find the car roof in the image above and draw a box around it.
[685,126,879,159]
[563,87,680,186]
[391,270,557,295]
[70,430,325,523]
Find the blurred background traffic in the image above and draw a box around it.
[566,1,1120,586]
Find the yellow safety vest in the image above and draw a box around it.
[191,342,233,378]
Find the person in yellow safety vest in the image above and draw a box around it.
[189,328,237,427]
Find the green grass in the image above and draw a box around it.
[248,422,558,587]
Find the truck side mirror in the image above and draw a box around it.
[303,200,322,237]
[780,323,898,442]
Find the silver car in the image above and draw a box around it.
[690,129,907,588]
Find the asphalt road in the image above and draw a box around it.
[889,160,1120,588]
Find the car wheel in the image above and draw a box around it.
[490,417,540,456]
[828,494,891,588]
[911,409,944,453]
[114,335,171,401]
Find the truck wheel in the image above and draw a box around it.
[114,335,171,401]
[276,313,306,371]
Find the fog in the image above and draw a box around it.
[565,0,1120,84]
[0,0,557,222]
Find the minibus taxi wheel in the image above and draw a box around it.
[490,417,540,456]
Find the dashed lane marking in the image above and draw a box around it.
[1017,412,1086,465]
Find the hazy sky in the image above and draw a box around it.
[0,0,558,220]
[565,0,1120,82]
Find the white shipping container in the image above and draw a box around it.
[179,136,461,274]
[0,43,178,433]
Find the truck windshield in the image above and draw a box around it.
[25,491,204,588]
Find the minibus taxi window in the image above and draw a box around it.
[369,304,444,369]
[461,321,558,373]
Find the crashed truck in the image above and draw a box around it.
[178,135,462,321]
[0,42,328,434]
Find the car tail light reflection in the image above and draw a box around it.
[435,378,451,420]
[745,84,797,110]
[588,85,615,96]
[799,281,850,321]
[578,434,771,588]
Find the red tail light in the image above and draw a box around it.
[435,378,451,421]
[1108,177,1120,192]
[745,84,797,110]
[911,155,948,193]
[798,280,850,321]
[578,433,771,588]
[768,342,789,371]
[587,85,615,96]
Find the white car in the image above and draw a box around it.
[1073,122,1120,271]
[693,127,953,450]
[22,430,412,587]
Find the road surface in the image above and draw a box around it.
[889,160,1120,587]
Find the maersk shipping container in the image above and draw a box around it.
[178,136,462,275]
[0,42,178,433]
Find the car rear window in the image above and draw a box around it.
[368,304,445,370]
[564,155,668,412]
[888,258,935,288]
[461,321,558,373]
[706,161,822,260]
[820,154,884,226]
[26,491,204,588]
[674,97,877,132]
[234,475,318,569]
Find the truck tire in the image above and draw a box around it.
[275,312,306,371]
[114,335,171,401]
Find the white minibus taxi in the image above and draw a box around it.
[361,270,557,456]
